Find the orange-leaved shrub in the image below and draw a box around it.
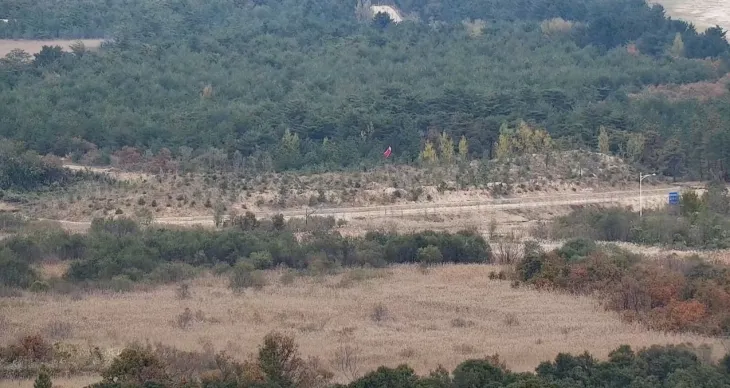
[515,239,730,335]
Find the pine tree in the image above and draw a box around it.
[670,32,685,58]
[458,135,469,160]
[439,131,454,164]
[420,140,438,163]
[598,126,610,154]
[34,367,52,388]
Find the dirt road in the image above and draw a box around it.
[0,39,104,57]
[48,186,680,231]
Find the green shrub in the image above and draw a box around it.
[545,205,730,250]
[558,238,598,262]
[417,245,443,266]
[0,248,37,288]
[229,261,267,292]
[371,230,490,265]
[0,142,73,191]
[211,262,232,275]
[33,366,52,388]
[272,214,285,230]
[146,262,199,284]
[249,251,274,270]
[515,252,546,282]
[103,275,135,293]
[101,347,169,386]
[2,216,491,289]
[452,359,506,388]
[29,280,50,293]
[349,364,419,388]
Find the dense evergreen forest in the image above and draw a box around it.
[1,0,730,177]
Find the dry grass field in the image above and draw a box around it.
[1,265,725,386]
[0,39,104,57]
[653,0,730,32]
[0,376,100,388]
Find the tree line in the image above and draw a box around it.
[0,216,490,291]
[1,0,730,178]
[13,330,730,388]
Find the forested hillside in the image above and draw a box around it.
[1,0,730,177]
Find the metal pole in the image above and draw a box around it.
[639,173,655,218]
[639,172,642,218]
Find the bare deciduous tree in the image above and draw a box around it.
[493,231,522,265]
[332,344,361,380]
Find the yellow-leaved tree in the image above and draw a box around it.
[458,135,469,160]
[420,140,438,163]
[514,120,553,154]
[627,133,645,163]
[495,120,554,159]
[495,122,513,160]
[598,126,610,154]
[439,131,454,164]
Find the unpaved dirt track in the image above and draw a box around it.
[0,39,104,56]
[48,187,679,231]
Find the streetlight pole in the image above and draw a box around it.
[639,172,656,217]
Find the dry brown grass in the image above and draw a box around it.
[0,375,100,388]
[629,73,730,102]
[23,150,644,224]
[0,39,104,57]
[0,265,724,383]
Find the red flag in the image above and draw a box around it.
[383,146,392,158]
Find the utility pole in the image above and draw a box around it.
[639,172,656,217]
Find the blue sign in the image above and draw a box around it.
[668,192,680,205]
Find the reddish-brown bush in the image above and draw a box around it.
[0,335,53,363]
[641,267,685,308]
[515,242,730,335]
[666,299,707,331]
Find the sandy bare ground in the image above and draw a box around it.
[0,265,724,385]
[63,163,152,182]
[652,0,730,32]
[44,186,679,234]
[0,39,104,57]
